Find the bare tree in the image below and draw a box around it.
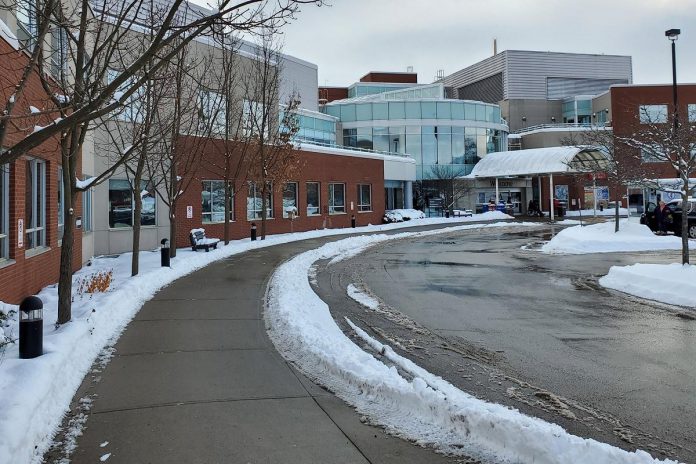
[424,164,473,215]
[616,104,696,264]
[562,129,659,232]
[240,30,301,239]
[0,0,324,324]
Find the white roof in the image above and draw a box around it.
[468,146,608,178]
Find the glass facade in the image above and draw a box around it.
[282,110,336,145]
[562,98,593,124]
[348,83,413,98]
[324,100,502,123]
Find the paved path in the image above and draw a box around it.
[50,229,475,464]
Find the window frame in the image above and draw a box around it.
[201,180,234,223]
[108,179,157,229]
[328,183,346,214]
[688,104,696,123]
[0,165,9,261]
[25,158,46,250]
[246,181,273,220]
[282,182,299,218]
[107,68,144,123]
[357,184,372,212]
[199,89,227,133]
[82,179,93,233]
[640,144,664,163]
[306,182,320,216]
[639,104,668,124]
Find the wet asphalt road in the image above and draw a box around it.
[316,225,696,462]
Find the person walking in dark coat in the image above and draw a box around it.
[654,200,673,235]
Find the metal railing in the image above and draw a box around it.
[514,122,610,135]
[295,138,414,159]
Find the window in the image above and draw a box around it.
[641,145,664,163]
[50,25,68,79]
[0,165,8,260]
[282,183,298,218]
[57,167,64,241]
[107,69,143,123]
[25,159,46,250]
[82,180,92,232]
[108,179,156,228]
[639,104,668,124]
[328,183,345,214]
[689,104,696,123]
[16,0,37,40]
[200,89,226,133]
[306,182,320,215]
[247,182,273,220]
[202,180,233,223]
[358,184,372,212]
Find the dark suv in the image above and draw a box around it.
[641,199,696,238]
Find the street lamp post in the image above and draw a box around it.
[665,28,680,131]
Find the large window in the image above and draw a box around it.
[25,159,46,250]
[358,184,372,212]
[641,145,664,163]
[282,182,298,218]
[0,165,8,260]
[57,167,64,241]
[107,69,143,123]
[639,104,668,124]
[306,182,320,215]
[50,25,68,79]
[200,89,226,133]
[689,104,696,123]
[328,183,345,214]
[243,100,266,136]
[82,181,92,233]
[16,0,37,40]
[108,179,156,228]
[247,182,273,220]
[201,180,233,223]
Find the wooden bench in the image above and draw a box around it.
[189,228,220,252]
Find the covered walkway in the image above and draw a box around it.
[467,146,608,220]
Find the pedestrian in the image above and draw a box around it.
[654,200,673,235]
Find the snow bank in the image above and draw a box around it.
[541,220,693,254]
[266,226,678,464]
[0,212,521,464]
[600,263,696,307]
[564,208,629,217]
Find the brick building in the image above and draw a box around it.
[0,33,82,304]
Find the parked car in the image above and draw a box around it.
[640,199,696,238]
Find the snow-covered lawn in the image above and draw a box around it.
[600,263,696,307]
[541,220,694,254]
[266,225,678,464]
[563,207,629,217]
[0,211,512,464]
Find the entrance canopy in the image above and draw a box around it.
[468,146,608,178]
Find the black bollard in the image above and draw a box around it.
[445,210,450,218]
[251,223,257,241]
[19,296,43,359]
[160,238,170,267]
[351,214,356,228]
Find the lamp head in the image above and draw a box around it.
[665,28,681,41]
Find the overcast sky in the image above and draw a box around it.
[278,0,696,87]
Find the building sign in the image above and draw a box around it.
[186,206,193,219]
[17,219,24,248]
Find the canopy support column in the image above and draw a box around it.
[550,173,555,222]
[495,177,500,204]
[537,176,542,204]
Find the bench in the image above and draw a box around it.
[189,228,220,252]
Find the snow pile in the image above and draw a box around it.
[266,226,678,464]
[389,208,425,220]
[0,213,527,464]
[346,284,379,310]
[564,208,629,217]
[600,263,696,307]
[541,220,692,254]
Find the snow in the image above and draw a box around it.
[54,94,69,104]
[346,284,379,310]
[266,226,678,464]
[75,177,96,189]
[388,208,425,220]
[469,146,605,177]
[563,207,629,217]
[0,212,513,464]
[600,263,696,307]
[541,220,694,254]
[0,17,20,50]
[29,106,41,114]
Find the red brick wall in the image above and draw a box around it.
[318,87,348,103]
[0,36,82,304]
[359,72,418,84]
[172,143,385,248]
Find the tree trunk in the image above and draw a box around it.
[169,206,177,258]
[681,188,689,265]
[224,181,231,245]
[131,163,144,276]
[615,198,620,233]
[57,190,76,325]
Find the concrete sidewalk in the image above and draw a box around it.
[49,233,465,464]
